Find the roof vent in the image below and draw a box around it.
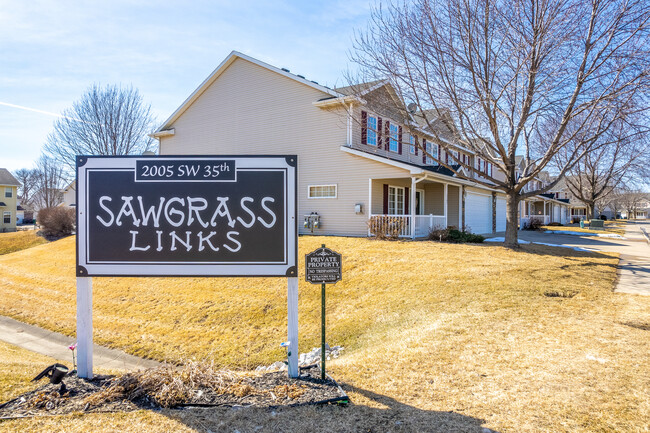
[407,102,417,113]
[297,74,305,79]
[281,68,290,72]
[311,80,319,85]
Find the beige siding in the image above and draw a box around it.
[424,183,444,215]
[447,185,460,227]
[159,58,408,236]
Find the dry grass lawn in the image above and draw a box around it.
[0,231,47,255]
[0,236,648,432]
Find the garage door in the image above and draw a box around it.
[466,192,492,234]
[496,197,506,232]
[561,207,568,224]
[553,205,561,223]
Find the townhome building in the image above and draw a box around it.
[151,51,567,237]
[0,168,20,232]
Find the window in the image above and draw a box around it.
[367,116,377,146]
[308,185,337,199]
[426,141,437,164]
[4,187,11,198]
[3,212,10,224]
[389,123,399,152]
[451,150,459,163]
[409,135,416,154]
[388,186,405,215]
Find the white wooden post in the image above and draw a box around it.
[76,277,93,379]
[443,183,448,228]
[368,178,372,237]
[410,177,416,239]
[287,277,299,378]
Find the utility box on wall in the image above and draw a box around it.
[304,213,320,232]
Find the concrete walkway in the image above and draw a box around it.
[510,221,650,296]
[0,315,161,371]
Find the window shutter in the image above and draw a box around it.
[385,120,390,151]
[361,111,367,145]
[422,139,427,163]
[398,125,403,154]
[383,184,389,214]
[377,118,383,148]
[414,136,418,155]
[405,187,410,215]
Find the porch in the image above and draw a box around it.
[368,177,462,238]
[520,199,569,227]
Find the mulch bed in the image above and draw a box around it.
[0,365,348,420]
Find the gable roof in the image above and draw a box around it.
[154,51,342,135]
[0,169,20,187]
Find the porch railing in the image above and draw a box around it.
[368,214,446,238]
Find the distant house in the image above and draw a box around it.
[151,51,571,237]
[0,168,21,232]
[60,181,76,207]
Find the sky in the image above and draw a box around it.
[0,0,371,171]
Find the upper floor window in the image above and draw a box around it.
[409,135,416,154]
[426,141,437,165]
[4,187,12,198]
[308,184,337,199]
[389,124,399,152]
[367,116,377,146]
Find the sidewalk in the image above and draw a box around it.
[0,315,161,371]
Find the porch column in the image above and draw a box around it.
[368,178,372,237]
[411,177,416,239]
[444,183,448,228]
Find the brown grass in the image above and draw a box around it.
[0,231,47,255]
[0,236,648,432]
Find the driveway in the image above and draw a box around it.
[515,221,650,296]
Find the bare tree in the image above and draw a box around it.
[556,116,650,219]
[351,0,650,247]
[32,155,67,210]
[12,168,39,206]
[617,188,648,218]
[44,84,156,173]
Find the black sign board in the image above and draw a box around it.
[76,155,297,277]
[305,247,342,284]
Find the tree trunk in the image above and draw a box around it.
[586,202,595,220]
[504,191,520,248]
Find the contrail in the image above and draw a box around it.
[0,101,82,122]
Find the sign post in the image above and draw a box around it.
[305,244,342,379]
[76,155,298,378]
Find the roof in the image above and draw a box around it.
[334,80,385,96]
[154,51,342,134]
[0,168,20,187]
[0,202,6,207]
[17,205,24,211]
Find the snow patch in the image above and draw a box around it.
[545,230,625,239]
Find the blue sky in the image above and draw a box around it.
[0,0,371,171]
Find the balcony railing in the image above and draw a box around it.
[368,214,446,238]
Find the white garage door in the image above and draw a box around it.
[561,207,568,224]
[496,197,507,232]
[553,205,561,223]
[466,192,492,234]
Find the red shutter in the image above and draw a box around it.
[383,184,389,214]
[377,118,383,148]
[422,139,427,163]
[398,125,403,154]
[405,187,410,215]
[361,111,367,145]
[385,120,390,151]
[414,136,418,155]
[438,145,441,163]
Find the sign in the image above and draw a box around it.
[76,155,297,277]
[305,246,342,284]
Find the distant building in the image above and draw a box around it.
[0,168,21,232]
[60,181,76,207]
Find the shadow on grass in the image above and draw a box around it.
[163,383,498,433]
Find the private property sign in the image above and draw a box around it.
[76,155,297,277]
[305,246,342,284]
